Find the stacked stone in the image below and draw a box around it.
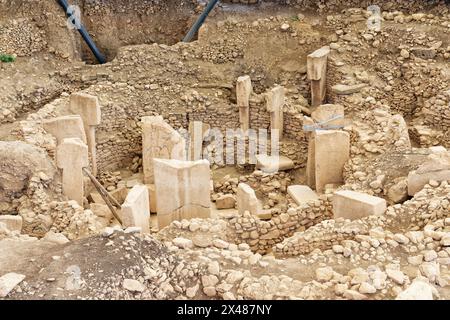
[226,196,333,254]
[273,218,368,257]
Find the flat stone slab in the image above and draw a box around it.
[332,83,367,95]
[0,273,26,298]
[0,215,22,232]
[333,190,387,220]
[287,185,319,205]
[121,184,150,234]
[255,155,294,173]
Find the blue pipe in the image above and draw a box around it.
[57,0,106,64]
[183,0,220,42]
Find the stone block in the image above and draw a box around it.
[237,183,261,215]
[43,115,87,144]
[121,185,150,234]
[255,155,294,173]
[333,190,387,220]
[287,185,319,205]
[0,215,22,232]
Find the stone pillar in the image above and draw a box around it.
[306,130,350,193]
[236,183,261,215]
[188,121,210,161]
[265,85,285,139]
[43,115,87,145]
[236,75,252,132]
[153,159,211,229]
[307,46,330,108]
[56,138,89,205]
[142,116,186,184]
[121,184,150,233]
[70,93,101,176]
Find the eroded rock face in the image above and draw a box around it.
[0,141,57,207]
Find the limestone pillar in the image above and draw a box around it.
[43,115,87,145]
[236,183,261,215]
[306,130,350,193]
[141,116,186,184]
[56,138,89,205]
[236,75,252,132]
[153,159,211,229]
[307,46,330,108]
[121,184,150,234]
[188,121,210,161]
[70,93,101,176]
[265,85,285,139]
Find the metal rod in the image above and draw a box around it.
[183,0,220,42]
[83,167,123,225]
[56,0,107,64]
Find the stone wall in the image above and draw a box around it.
[226,195,333,254]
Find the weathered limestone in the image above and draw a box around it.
[0,215,23,232]
[311,104,346,129]
[307,130,350,193]
[0,273,26,298]
[216,194,236,210]
[287,185,319,205]
[153,159,211,229]
[56,138,89,205]
[188,121,210,161]
[42,115,87,145]
[255,154,294,173]
[265,85,285,138]
[331,83,367,95]
[237,183,261,215]
[307,46,330,107]
[236,75,252,132]
[142,116,186,184]
[121,184,150,233]
[333,190,387,220]
[70,93,101,176]
[408,152,450,195]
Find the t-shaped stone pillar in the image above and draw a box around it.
[188,121,210,161]
[307,46,330,108]
[43,115,87,145]
[265,85,285,139]
[70,93,101,176]
[142,116,187,184]
[56,138,89,205]
[236,75,252,132]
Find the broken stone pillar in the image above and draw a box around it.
[153,159,211,229]
[142,116,186,184]
[43,115,87,145]
[56,138,89,205]
[121,184,150,234]
[287,185,319,205]
[307,46,330,108]
[306,130,350,193]
[188,121,210,161]
[265,85,285,138]
[236,183,261,215]
[255,154,294,173]
[236,75,252,132]
[333,190,387,220]
[70,93,101,176]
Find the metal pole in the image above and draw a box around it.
[56,0,107,64]
[183,0,220,42]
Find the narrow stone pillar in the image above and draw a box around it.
[265,85,285,139]
[153,159,211,229]
[236,75,252,132]
[188,121,210,161]
[56,138,89,205]
[307,46,330,108]
[121,184,150,234]
[141,116,186,184]
[236,183,261,215]
[306,130,350,193]
[43,115,87,145]
[70,93,101,176]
